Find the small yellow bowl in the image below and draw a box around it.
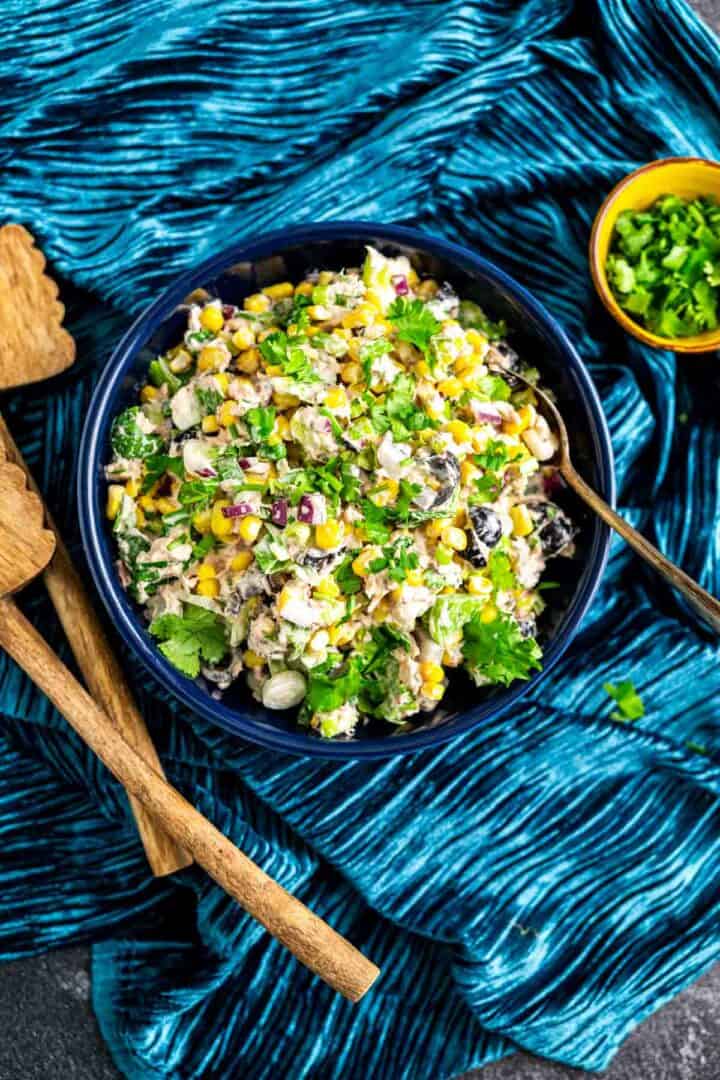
[589,157,720,353]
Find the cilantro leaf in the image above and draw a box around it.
[141,454,185,494]
[387,297,440,355]
[603,680,645,722]
[195,386,224,415]
[306,657,363,714]
[245,406,276,444]
[335,552,363,595]
[359,499,391,543]
[487,550,515,591]
[111,407,164,460]
[258,330,319,383]
[462,612,542,687]
[150,605,228,678]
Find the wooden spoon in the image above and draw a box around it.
[0,224,189,876]
[0,462,380,1002]
[504,368,720,633]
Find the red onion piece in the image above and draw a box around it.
[393,274,409,295]
[469,401,503,427]
[196,467,217,478]
[297,495,315,523]
[238,458,252,469]
[221,502,253,518]
[543,470,564,495]
[222,304,235,319]
[271,499,288,527]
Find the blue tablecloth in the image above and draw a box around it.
[1,1,720,1076]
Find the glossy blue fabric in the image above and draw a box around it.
[1,0,720,1076]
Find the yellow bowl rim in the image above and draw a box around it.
[589,156,720,354]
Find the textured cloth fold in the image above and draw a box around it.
[1,0,720,1076]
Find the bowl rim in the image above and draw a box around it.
[78,220,615,759]
[589,156,720,353]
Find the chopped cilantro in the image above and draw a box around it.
[359,499,391,544]
[360,338,393,384]
[245,406,276,444]
[462,612,542,687]
[141,454,184,494]
[603,680,645,722]
[335,552,363,595]
[487,550,515,591]
[149,604,228,678]
[387,297,441,355]
[195,386,224,415]
[258,330,319,383]
[606,194,720,338]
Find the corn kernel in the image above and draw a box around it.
[442,649,460,667]
[211,500,234,541]
[202,415,220,434]
[218,401,237,428]
[199,306,224,333]
[273,391,300,409]
[465,328,487,350]
[169,350,192,374]
[231,326,256,351]
[238,514,263,544]
[125,478,141,498]
[196,562,216,580]
[106,485,124,521]
[324,386,347,409]
[341,305,374,329]
[140,384,158,403]
[437,377,463,399]
[340,362,362,385]
[333,327,352,341]
[306,325,323,337]
[196,578,219,598]
[262,281,294,300]
[425,401,446,422]
[352,549,377,577]
[460,460,479,486]
[193,509,211,534]
[243,293,271,314]
[405,569,424,587]
[307,305,329,321]
[446,419,472,443]
[315,520,343,550]
[467,574,493,598]
[425,517,451,541]
[135,506,146,527]
[480,603,498,624]
[274,415,291,440]
[504,405,536,436]
[317,270,333,285]
[214,372,230,395]
[420,661,444,683]
[235,347,260,374]
[415,360,433,379]
[510,504,534,537]
[231,550,253,572]
[422,681,445,701]
[364,288,385,311]
[243,649,265,668]
[407,268,420,286]
[314,577,340,599]
[328,624,355,647]
[138,494,156,513]
[294,281,314,296]
[416,279,438,299]
[441,525,467,552]
[264,364,283,377]
[372,599,390,624]
[156,497,177,515]
[197,345,226,372]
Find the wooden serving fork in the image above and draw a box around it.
[0,461,380,1001]
[0,223,189,875]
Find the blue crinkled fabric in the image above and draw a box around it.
[1,0,720,1076]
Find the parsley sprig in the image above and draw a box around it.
[150,604,228,678]
[387,297,441,355]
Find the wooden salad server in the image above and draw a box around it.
[0,462,380,1001]
[506,367,720,634]
[0,223,190,876]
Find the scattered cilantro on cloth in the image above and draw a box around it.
[603,679,645,722]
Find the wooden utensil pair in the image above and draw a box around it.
[0,225,379,1002]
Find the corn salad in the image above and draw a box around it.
[105,247,577,738]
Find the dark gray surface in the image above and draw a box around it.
[1,2,719,1078]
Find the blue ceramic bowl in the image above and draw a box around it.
[78,222,615,759]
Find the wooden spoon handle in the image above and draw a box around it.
[564,464,720,633]
[0,416,190,877]
[0,597,380,1002]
